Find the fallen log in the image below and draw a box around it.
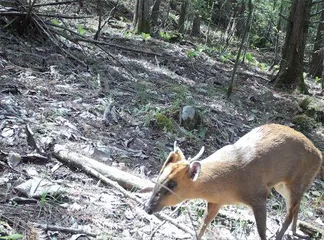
[53,144,154,191]
[53,146,196,236]
[298,220,323,239]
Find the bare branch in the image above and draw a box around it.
[29,0,80,8]
[33,14,87,67]
[279,13,291,22]
[32,223,97,237]
[50,25,162,56]
[0,11,93,19]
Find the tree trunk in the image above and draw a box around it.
[151,0,162,28]
[309,2,324,78]
[205,0,215,44]
[170,0,177,11]
[133,0,151,34]
[94,0,103,40]
[178,0,188,33]
[191,12,201,36]
[242,5,254,63]
[235,1,246,37]
[322,55,324,90]
[222,11,237,51]
[274,0,313,93]
[133,0,139,28]
[212,0,232,31]
[271,1,283,69]
[227,0,253,97]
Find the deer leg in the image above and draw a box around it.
[251,201,267,240]
[291,202,300,235]
[275,202,301,240]
[197,202,221,240]
[275,183,303,240]
[291,202,309,239]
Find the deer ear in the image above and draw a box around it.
[189,161,201,181]
[160,146,186,173]
[174,147,185,161]
[160,151,181,173]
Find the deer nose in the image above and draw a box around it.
[146,207,153,215]
[144,203,154,214]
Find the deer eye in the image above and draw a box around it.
[167,180,177,190]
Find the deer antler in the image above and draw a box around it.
[188,146,205,162]
[173,141,178,152]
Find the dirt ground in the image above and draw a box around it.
[0,1,323,240]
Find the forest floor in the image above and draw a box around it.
[0,1,324,240]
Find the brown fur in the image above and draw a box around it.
[145,124,322,240]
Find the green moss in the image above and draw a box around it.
[292,114,316,131]
[154,113,174,132]
[298,97,311,111]
[304,99,324,124]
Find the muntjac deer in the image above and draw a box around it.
[145,124,322,240]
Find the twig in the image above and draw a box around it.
[236,69,270,82]
[46,19,161,57]
[32,15,87,67]
[279,13,291,23]
[25,0,37,24]
[32,223,97,237]
[49,23,161,56]
[94,43,134,77]
[0,11,93,19]
[29,0,80,8]
[149,221,166,240]
[53,144,194,235]
[155,212,195,235]
[149,204,184,240]
[96,0,120,38]
[71,159,195,236]
[47,21,82,36]
[60,48,87,67]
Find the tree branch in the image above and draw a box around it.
[29,0,80,8]
[32,223,97,237]
[0,11,93,19]
[279,13,291,22]
[49,25,162,56]
[52,144,195,235]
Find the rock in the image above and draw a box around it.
[8,151,21,168]
[304,98,324,124]
[298,97,324,124]
[180,106,201,130]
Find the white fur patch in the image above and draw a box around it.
[234,126,265,162]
